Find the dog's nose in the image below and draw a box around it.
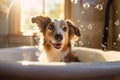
[54,34,63,41]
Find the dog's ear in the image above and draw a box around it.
[31,16,51,33]
[31,17,36,23]
[66,20,81,38]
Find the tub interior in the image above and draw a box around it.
[0,46,119,63]
[0,46,120,80]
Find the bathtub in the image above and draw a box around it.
[0,46,120,80]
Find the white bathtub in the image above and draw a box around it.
[0,46,120,80]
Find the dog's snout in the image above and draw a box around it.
[54,34,63,41]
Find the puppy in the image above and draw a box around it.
[31,15,81,62]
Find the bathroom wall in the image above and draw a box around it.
[111,0,120,51]
[71,0,120,51]
[8,0,21,35]
[71,0,108,49]
[0,1,9,47]
[0,16,8,35]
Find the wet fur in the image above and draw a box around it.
[32,15,81,62]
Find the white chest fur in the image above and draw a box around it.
[38,48,69,62]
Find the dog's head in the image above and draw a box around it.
[32,16,81,51]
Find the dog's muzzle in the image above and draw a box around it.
[50,33,63,49]
[54,33,63,42]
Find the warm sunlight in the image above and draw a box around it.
[21,0,64,36]
[21,0,43,35]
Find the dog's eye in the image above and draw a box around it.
[63,27,67,32]
[48,25,54,30]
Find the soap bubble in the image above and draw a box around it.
[113,42,117,46]
[101,44,107,50]
[88,24,92,30]
[83,2,90,9]
[81,11,85,15]
[117,34,120,41]
[77,19,80,23]
[113,42,117,48]
[109,20,112,24]
[116,11,118,14]
[71,0,78,4]
[115,20,120,26]
[79,41,84,46]
[87,42,90,44]
[80,25,84,28]
[105,27,108,30]
[98,29,101,33]
[95,4,103,11]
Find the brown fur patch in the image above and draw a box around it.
[64,51,80,62]
[44,41,51,51]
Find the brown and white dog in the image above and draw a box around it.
[31,15,81,62]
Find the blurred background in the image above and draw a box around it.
[0,0,120,51]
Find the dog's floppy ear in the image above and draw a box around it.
[66,20,81,38]
[31,17,36,23]
[31,16,51,33]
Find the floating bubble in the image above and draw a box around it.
[77,19,80,23]
[105,27,108,30]
[88,24,92,30]
[83,2,90,9]
[117,34,120,41]
[101,44,107,50]
[80,25,84,28]
[87,42,90,44]
[115,46,118,49]
[109,20,112,24]
[71,0,78,4]
[116,11,118,14]
[81,11,85,15]
[95,4,103,11]
[98,29,101,33]
[113,42,117,48]
[101,44,106,48]
[115,20,120,26]
[113,42,116,46]
[79,41,84,46]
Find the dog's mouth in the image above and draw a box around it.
[50,41,62,49]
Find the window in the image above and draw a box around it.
[21,0,64,35]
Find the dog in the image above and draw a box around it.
[31,15,81,62]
